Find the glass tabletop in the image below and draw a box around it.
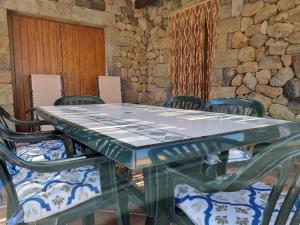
[36,104,300,169]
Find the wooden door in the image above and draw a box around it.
[9,15,105,122]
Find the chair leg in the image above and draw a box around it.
[82,214,95,225]
[36,217,59,225]
[115,192,130,225]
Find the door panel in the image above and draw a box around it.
[9,15,105,124]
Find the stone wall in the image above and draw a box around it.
[136,0,300,120]
[212,0,300,120]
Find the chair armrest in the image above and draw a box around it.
[0,127,63,144]
[166,133,300,193]
[0,143,106,172]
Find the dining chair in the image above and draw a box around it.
[203,97,265,117]
[202,97,265,172]
[0,137,129,225]
[0,106,72,157]
[54,95,105,156]
[97,76,122,103]
[163,96,203,110]
[29,74,63,131]
[54,95,105,106]
[166,133,300,225]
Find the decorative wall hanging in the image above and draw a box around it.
[169,0,220,102]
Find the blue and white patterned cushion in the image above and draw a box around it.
[204,148,251,165]
[13,165,101,223]
[16,140,67,162]
[228,148,251,163]
[175,182,299,225]
[1,140,67,204]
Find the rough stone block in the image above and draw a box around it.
[0,71,11,84]
[250,33,268,48]
[270,67,295,87]
[154,63,169,76]
[231,74,244,86]
[256,47,266,61]
[269,104,295,120]
[269,41,289,55]
[293,55,300,78]
[248,92,272,111]
[212,68,223,86]
[242,1,264,16]
[254,4,278,24]
[237,61,259,73]
[241,17,254,32]
[277,0,295,11]
[259,56,283,69]
[284,79,300,98]
[286,44,300,54]
[138,18,147,31]
[214,49,239,68]
[267,23,294,38]
[236,84,251,95]
[282,55,292,66]
[256,84,283,97]
[209,87,236,98]
[218,17,241,34]
[231,32,248,48]
[232,0,244,17]
[272,95,289,105]
[219,4,232,20]
[245,24,261,36]
[286,5,300,23]
[288,32,300,44]
[243,72,257,90]
[0,83,13,105]
[256,69,272,84]
[238,46,255,62]
[223,68,236,86]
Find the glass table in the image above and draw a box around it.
[36,104,300,224]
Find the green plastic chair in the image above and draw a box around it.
[0,132,129,225]
[163,96,203,110]
[0,106,48,132]
[54,95,105,106]
[203,97,265,117]
[0,106,73,157]
[165,133,300,225]
[202,97,265,175]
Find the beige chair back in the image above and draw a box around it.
[97,76,122,103]
[30,74,63,130]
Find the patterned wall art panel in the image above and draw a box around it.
[169,0,220,102]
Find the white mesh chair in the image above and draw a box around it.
[97,76,122,103]
[29,74,63,131]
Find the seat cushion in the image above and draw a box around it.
[17,140,67,161]
[7,140,67,176]
[228,148,251,163]
[175,182,298,225]
[13,165,101,223]
[204,149,251,165]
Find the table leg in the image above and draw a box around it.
[143,166,169,225]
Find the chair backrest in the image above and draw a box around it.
[30,74,63,107]
[163,96,203,110]
[97,76,122,103]
[30,74,63,131]
[54,95,105,106]
[0,107,17,151]
[203,97,265,117]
